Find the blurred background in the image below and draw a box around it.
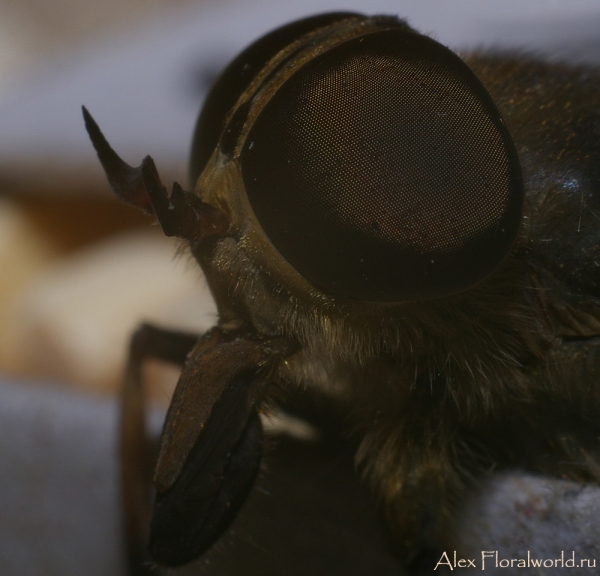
[2,0,600,574]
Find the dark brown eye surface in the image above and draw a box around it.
[188,12,363,186]
[241,28,523,302]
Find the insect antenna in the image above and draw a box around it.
[82,105,150,211]
[82,106,229,242]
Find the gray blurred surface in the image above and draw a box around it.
[458,474,600,575]
[0,380,125,576]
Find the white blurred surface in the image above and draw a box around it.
[0,227,217,392]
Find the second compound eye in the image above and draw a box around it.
[240,27,523,302]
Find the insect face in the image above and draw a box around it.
[83,10,600,575]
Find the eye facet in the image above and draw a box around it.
[240,26,523,302]
[188,12,363,186]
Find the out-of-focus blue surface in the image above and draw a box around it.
[0,380,126,576]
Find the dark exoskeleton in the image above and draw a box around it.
[84,12,600,575]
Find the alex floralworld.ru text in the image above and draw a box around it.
[434,550,597,570]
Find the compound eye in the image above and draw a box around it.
[188,12,363,186]
[241,29,523,302]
